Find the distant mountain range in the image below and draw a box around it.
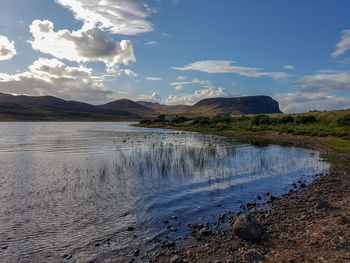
[0,92,281,121]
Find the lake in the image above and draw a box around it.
[0,122,329,262]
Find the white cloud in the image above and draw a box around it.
[164,87,234,105]
[172,60,289,79]
[55,0,153,35]
[175,85,183,91]
[138,87,234,105]
[177,75,186,80]
[29,20,135,72]
[145,41,158,46]
[0,35,16,61]
[283,65,295,70]
[332,29,350,57]
[274,92,350,113]
[146,77,162,80]
[121,69,137,77]
[294,71,350,92]
[170,78,211,87]
[0,58,116,104]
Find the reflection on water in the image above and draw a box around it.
[0,122,329,262]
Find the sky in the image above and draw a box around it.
[0,0,350,113]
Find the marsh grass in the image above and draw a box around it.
[138,109,350,152]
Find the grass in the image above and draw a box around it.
[138,110,350,153]
[323,138,350,153]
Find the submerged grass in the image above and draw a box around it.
[138,109,350,153]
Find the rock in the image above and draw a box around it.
[162,241,176,248]
[243,249,264,262]
[94,243,100,247]
[172,215,178,220]
[170,227,177,232]
[199,227,212,236]
[169,255,183,263]
[2,246,8,250]
[315,201,331,210]
[232,214,263,240]
[127,226,134,231]
[300,183,306,188]
[133,249,140,257]
[226,260,234,263]
[257,195,262,200]
[269,195,277,201]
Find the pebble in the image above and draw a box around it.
[127,226,134,231]
[243,249,264,262]
[133,249,140,257]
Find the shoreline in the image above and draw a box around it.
[150,131,350,263]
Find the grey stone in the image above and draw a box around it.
[232,214,263,240]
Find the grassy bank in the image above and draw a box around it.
[138,109,350,153]
[147,113,350,263]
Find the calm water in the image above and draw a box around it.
[0,122,329,262]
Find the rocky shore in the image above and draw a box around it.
[150,134,350,263]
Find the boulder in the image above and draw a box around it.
[243,249,264,262]
[232,214,263,240]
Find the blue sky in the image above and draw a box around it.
[0,0,350,112]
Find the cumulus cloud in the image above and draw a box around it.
[146,77,162,80]
[145,41,158,46]
[0,58,115,104]
[119,69,137,77]
[0,35,16,61]
[138,87,234,105]
[29,20,135,72]
[170,78,211,87]
[332,29,350,57]
[175,85,183,91]
[294,71,350,93]
[55,0,153,35]
[274,92,350,113]
[172,60,289,79]
[283,65,295,70]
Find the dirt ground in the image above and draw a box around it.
[152,134,350,263]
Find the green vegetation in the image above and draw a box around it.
[138,109,350,153]
[323,138,350,153]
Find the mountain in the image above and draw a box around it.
[0,92,282,121]
[0,92,138,121]
[189,96,282,116]
[136,101,191,115]
[99,99,156,117]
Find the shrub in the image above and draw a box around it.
[171,116,188,123]
[295,115,317,124]
[251,114,271,126]
[140,119,152,125]
[212,114,231,123]
[158,114,166,120]
[337,114,350,126]
[193,116,212,126]
[279,115,294,124]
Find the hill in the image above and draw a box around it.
[137,101,191,115]
[0,92,282,121]
[189,96,282,116]
[99,99,157,118]
[0,92,138,121]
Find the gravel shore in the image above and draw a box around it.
[152,134,350,263]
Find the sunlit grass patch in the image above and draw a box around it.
[323,138,350,153]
